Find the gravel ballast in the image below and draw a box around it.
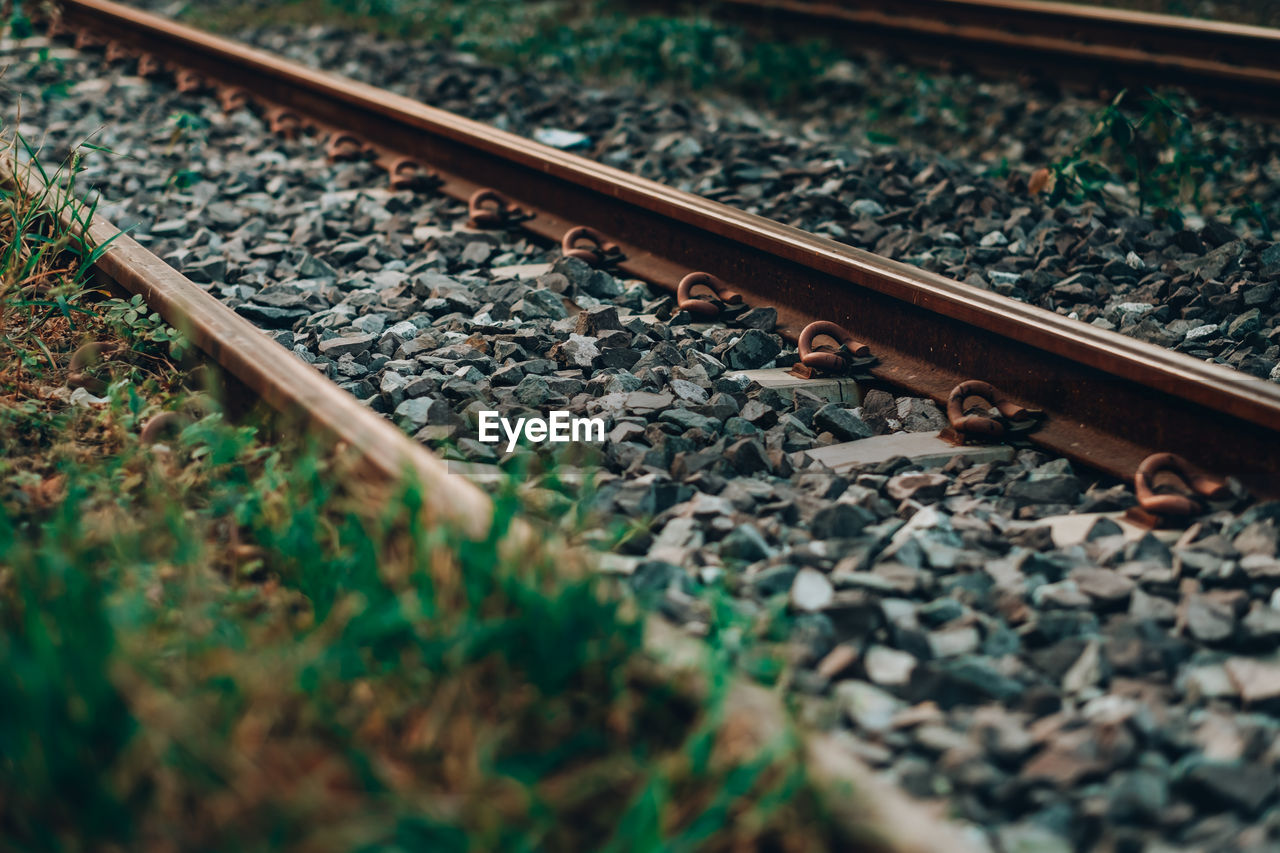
[5,31,1280,852]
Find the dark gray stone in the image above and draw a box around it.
[1176,761,1277,815]
[318,333,377,358]
[723,330,781,370]
[720,524,773,562]
[811,503,874,540]
[813,404,873,441]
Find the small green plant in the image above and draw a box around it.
[162,111,207,189]
[10,8,73,102]
[0,134,122,373]
[101,292,191,360]
[166,167,202,189]
[25,45,73,100]
[1234,200,1273,239]
[1047,88,1217,219]
[165,110,206,148]
[7,0,33,38]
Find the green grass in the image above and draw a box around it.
[1045,88,1221,226]
[0,139,869,851]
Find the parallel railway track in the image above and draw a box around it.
[41,0,1280,501]
[703,0,1280,111]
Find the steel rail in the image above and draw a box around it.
[54,0,1280,497]
[705,0,1280,109]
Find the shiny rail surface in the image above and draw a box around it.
[708,0,1280,109]
[51,0,1280,497]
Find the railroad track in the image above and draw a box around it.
[699,0,1280,110]
[11,4,1280,849]
[39,0,1280,503]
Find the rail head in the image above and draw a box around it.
[730,0,1280,41]
[704,0,1280,102]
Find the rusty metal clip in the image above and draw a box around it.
[467,188,528,228]
[104,41,132,64]
[218,86,248,113]
[1133,452,1230,519]
[73,30,102,50]
[139,410,190,446]
[561,225,624,267]
[676,272,741,319]
[136,53,163,78]
[387,157,439,192]
[267,108,302,140]
[325,132,367,162]
[794,320,872,376]
[174,69,206,94]
[67,342,116,396]
[945,379,1042,441]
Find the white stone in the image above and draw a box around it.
[728,368,862,404]
[929,626,981,658]
[1224,657,1280,704]
[1182,664,1239,702]
[863,645,917,687]
[834,680,904,734]
[69,387,109,407]
[447,461,505,485]
[805,432,1013,473]
[1114,301,1154,317]
[790,568,835,612]
[1035,511,1181,549]
[1062,639,1103,694]
[489,262,551,280]
[1185,323,1219,342]
[533,127,590,149]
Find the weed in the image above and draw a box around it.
[1233,200,1273,239]
[7,0,32,39]
[101,292,191,360]
[1,135,116,371]
[162,110,207,189]
[1047,88,1218,220]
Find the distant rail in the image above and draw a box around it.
[708,0,1280,109]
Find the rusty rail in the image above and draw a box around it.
[48,0,1280,497]
[704,0,1280,109]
